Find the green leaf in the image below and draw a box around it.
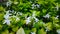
[0,6,5,12]
[16,27,25,34]
[31,28,36,32]
[1,30,9,34]
[0,14,4,21]
[38,28,46,34]
[25,29,30,34]
[12,27,18,32]
[45,22,52,30]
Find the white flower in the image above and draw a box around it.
[55,3,59,11]
[36,4,40,8]
[4,10,11,19]
[26,17,31,24]
[30,1,32,3]
[4,10,11,25]
[27,17,31,20]
[4,14,10,19]
[45,27,49,32]
[32,4,36,9]
[57,29,60,34]
[10,10,14,13]
[32,4,40,9]
[17,12,22,15]
[16,17,20,21]
[3,19,10,25]
[32,7,35,9]
[34,17,39,22]
[26,19,31,24]
[31,32,35,34]
[55,15,59,19]
[43,14,50,18]
[32,4,36,7]
[56,15,59,18]
[6,0,12,7]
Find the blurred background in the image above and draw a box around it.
[0,0,60,34]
